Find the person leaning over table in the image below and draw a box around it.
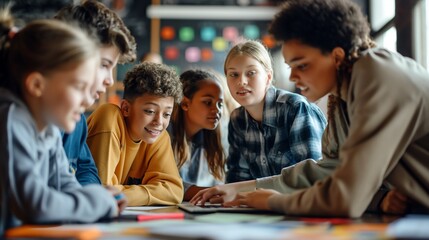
[191,0,429,217]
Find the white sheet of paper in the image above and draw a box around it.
[387,215,429,238]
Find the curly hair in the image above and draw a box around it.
[123,62,182,103]
[55,0,136,63]
[171,69,225,180]
[269,0,374,60]
[270,0,376,147]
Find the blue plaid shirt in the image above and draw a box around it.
[226,87,326,183]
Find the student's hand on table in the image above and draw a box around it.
[105,185,128,214]
[223,189,280,210]
[189,184,238,205]
[184,185,208,202]
[380,189,407,215]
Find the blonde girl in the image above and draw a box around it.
[223,40,326,183]
[0,16,122,233]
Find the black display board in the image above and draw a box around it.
[159,19,274,74]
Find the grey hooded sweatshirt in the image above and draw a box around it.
[0,88,118,235]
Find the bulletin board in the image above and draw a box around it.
[159,19,276,74]
[108,0,279,110]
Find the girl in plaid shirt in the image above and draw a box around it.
[223,40,327,183]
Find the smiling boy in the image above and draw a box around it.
[86,62,184,206]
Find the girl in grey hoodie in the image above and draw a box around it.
[0,14,122,235]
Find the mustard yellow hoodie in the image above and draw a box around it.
[87,103,183,206]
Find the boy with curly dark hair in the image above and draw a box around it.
[87,62,184,206]
[55,0,136,64]
[55,0,137,186]
[192,0,429,217]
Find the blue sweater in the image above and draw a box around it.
[0,89,116,234]
[62,114,101,185]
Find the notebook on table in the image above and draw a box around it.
[115,206,185,221]
[178,203,270,213]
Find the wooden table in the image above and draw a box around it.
[5,206,403,240]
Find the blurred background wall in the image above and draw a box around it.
[1,0,427,116]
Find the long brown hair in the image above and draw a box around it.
[171,69,225,180]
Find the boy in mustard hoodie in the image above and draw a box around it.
[87,62,184,206]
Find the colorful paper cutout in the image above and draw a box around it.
[244,25,260,39]
[161,26,175,40]
[213,37,228,52]
[262,34,276,48]
[223,26,239,41]
[201,48,213,62]
[201,26,216,42]
[185,47,201,62]
[164,46,179,60]
[180,27,194,42]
